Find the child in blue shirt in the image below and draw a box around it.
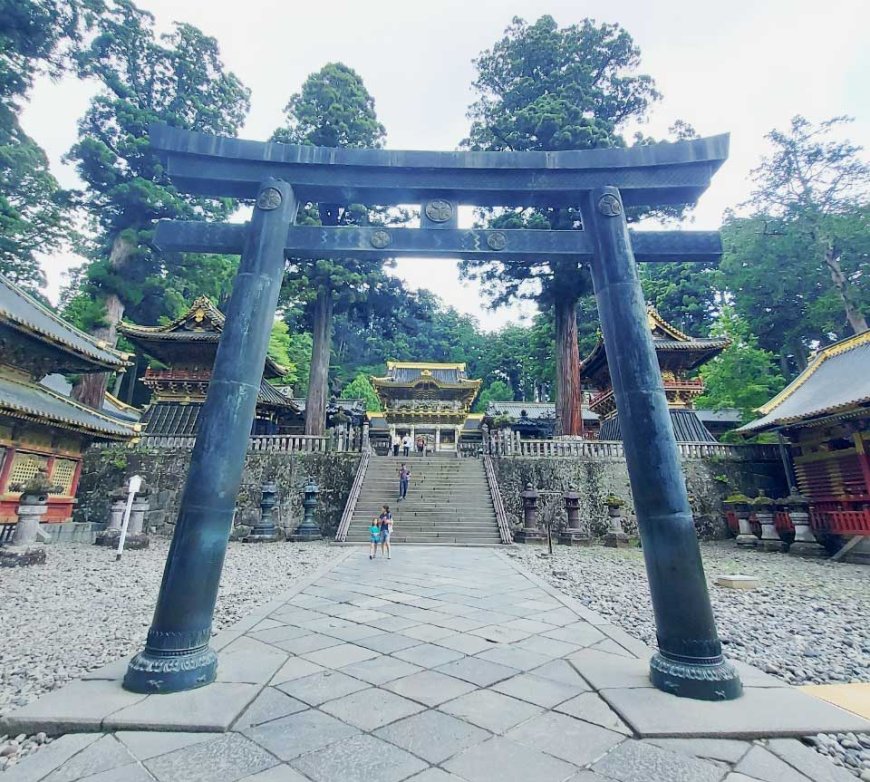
[369,519,381,559]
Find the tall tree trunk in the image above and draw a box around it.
[553,292,583,437]
[824,241,868,335]
[72,234,134,408]
[304,287,334,436]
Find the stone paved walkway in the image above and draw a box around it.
[3,547,867,781]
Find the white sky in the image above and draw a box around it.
[20,0,870,330]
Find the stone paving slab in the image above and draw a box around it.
[3,546,868,782]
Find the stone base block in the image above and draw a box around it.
[94,531,150,550]
[288,529,323,542]
[513,529,546,544]
[243,531,280,543]
[735,535,758,548]
[0,546,47,567]
[604,532,631,549]
[559,531,592,546]
[787,542,826,558]
[759,539,784,553]
[715,575,759,590]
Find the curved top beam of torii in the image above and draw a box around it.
[149,124,728,208]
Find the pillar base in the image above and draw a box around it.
[123,645,217,694]
[760,539,785,553]
[787,541,825,557]
[604,532,631,548]
[289,527,322,542]
[735,534,758,547]
[0,546,47,567]
[243,528,280,543]
[559,531,592,546]
[649,651,743,701]
[94,530,150,550]
[514,529,546,544]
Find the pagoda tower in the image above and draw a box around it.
[120,297,299,437]
[582,307,730,442]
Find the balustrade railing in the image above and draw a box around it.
[485,433,778,462]
[134,433,341,453]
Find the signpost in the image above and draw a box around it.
[115,474,142,562]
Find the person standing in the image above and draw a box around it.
[392,433,400,457]
[379,504,393,559]
[398,463,411,501]
[369,517,381,559]
[401,433,411,458]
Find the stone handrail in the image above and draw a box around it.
[134,434,337,452]
[489,436,778,461]
[335,449,370,543]
[483,455,513,545]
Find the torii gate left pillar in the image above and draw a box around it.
[123,180,297,693]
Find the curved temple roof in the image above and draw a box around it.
[739,331,870,433]
[149,124,729,208]
[0,275,129,371]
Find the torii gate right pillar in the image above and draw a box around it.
[586,186,742,701]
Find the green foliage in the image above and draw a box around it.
[272,62,384,149]
[474,379,513,413]
[639,263,718,336]
[722,116,869,364]
[266,319,311,393]
[696,306,785,424]
[0,0,101,290]
[341,373,381,412]
[64,1,250,325]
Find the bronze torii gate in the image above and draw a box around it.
[123,124,742,702]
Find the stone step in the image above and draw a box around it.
[346,534,502,544]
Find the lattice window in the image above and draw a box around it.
[7,452,49,491]
[51,458,78,495]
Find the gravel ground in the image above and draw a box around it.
[0,540,342,720]
[511,541,870,778]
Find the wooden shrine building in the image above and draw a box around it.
[370,362,483,452]
[120,297,300,439]
[583,306,730,442]
[0,275,135,522]
[738,331,870,550]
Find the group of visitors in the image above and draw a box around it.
[391,433,428,457]
[369,504,392,559]
[369,462,413,561]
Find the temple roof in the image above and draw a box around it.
[119,296,286,379]
[372,362,481,390]
[738,331,870,433]
[582,306,730,385]
[0,373,136,439]
[0,275,130,373]
[486,401,599,423]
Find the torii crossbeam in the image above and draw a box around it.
[123,124,743,703]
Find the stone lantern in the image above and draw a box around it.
[290,477,322,541]
[785,491,822,556]
[753,491,780,552]
[245,480,280,542]
[604,494,630,548]
[559,487,590,546]
[515,483,544,544]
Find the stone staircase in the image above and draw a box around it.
[343,455,503,545]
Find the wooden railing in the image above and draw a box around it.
[486,434,778,462]
[483,455,513,544]
[335,448,370,543]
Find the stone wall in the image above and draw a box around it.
[490,455,787,539]
[77,446,361,539]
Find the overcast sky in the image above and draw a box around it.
[21,0,869,330]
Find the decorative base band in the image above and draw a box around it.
[559,532,592,547]
[243,530,280,543]
[514,530,546,544]
[649,651,743,701]
[123,645,217,694]
[289,528,322,542]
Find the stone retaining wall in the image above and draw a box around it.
[490,455,787,539]
[77,446,361,539]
